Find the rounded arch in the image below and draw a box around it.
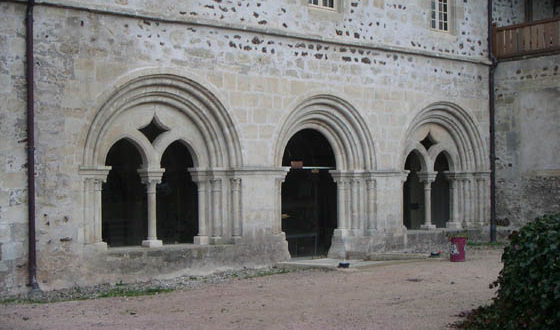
[83,73,242,169]
[429,145,458,172]
[100,133,153,169]
[402,143,431,172]
[153,135,201,169]
[401,102,488,172]
[273,95,376,171]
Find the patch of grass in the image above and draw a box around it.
[467,241,505,247]
[98,287,174,298]
[1,297,25,305]
[244,268,291,279]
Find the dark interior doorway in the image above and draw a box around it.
[157,141,198,244]
[281,129,337,257]
[102,139,147,247]
[431,153,450,228]
[403,152,424,229]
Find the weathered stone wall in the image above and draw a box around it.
[493,0,558,26]
[493,0,525,26]
[0,0,491,296]
[495,55,560,228]
[0,3,29,297]
[532,0,558,21]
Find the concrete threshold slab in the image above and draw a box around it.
[277,254,438,271]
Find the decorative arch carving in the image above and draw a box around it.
[79,73,243,247]
[402,102,488,172]
[82,73,242,169]
[401,102,490,230]
[273,94,376,171]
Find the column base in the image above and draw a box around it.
[420,224,436,230]
[446,221,462,229]
[141,239,163,248]
[194,235,209,245]
[332,228,351,238]
[210,236,223,245]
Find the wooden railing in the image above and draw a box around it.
[493,17,560,59]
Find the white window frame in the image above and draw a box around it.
[308,0,337,11]
[431,0,449,32]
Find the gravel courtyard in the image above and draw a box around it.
[1,249,502,330]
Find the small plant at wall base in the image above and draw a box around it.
[454,214,560,329]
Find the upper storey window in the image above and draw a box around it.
[431,0,449,31]
[308,0,335,10]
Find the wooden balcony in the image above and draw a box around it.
[493,17,560,59]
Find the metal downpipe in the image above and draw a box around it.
[26,0,40,293]
[488,0,497,242]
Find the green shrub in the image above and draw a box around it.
[456,214,560,329]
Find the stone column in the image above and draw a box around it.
[351,178,360,231]
[210,178,223,244]
[190,169,210,245]
[138,169,165,248]
[330,171,350,234]
[418,172,437,230]
[79,166,111,248]
[475,173,490,226]
[445,172,462,229]
[366,177,376,231]
[231,178,242,238]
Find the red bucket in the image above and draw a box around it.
[449,237,467,262]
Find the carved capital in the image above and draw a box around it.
[137,168,165,185]
[417,172,437,184]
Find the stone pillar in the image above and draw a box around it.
[231,177,242,238]
[138,169,165,248]
[79,166,111,248]
[366,177,376,231]
[418,172,437,230]
[351,178,360,230]
[445,172,462,229]
[190,170,210,245]
[475,173,490,226]
[275,176,285,234]
[330,171,351,234]
[210,178,223,244]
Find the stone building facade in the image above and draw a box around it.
[1,0,508,296]
[493,1,560,227]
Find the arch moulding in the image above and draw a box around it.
[78,73,244,248]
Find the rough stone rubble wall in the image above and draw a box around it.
[492,0,525,26]
[0,0,490,295]
[493,0,558,27]
[494,55,560,228]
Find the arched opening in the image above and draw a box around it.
[281,129,337,257]
[432,153,450,228]
[403,152,424,229]
[157,141,198,244]
[102,139,146,247]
